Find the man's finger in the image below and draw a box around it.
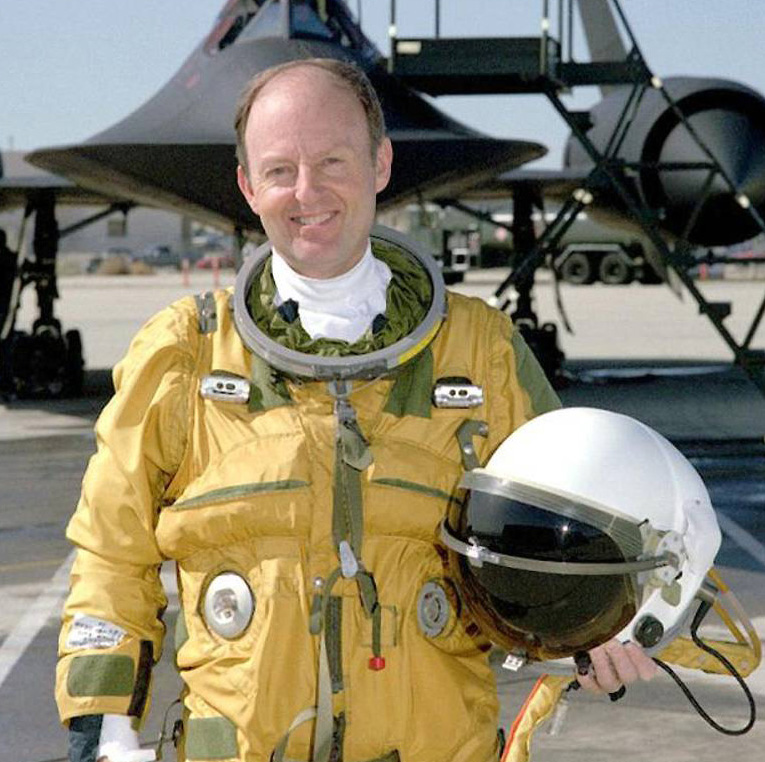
[624,641,658,680]
[586,640,624,693]
[577,639,658,695]
[603,639,639,685]
[575,669,605,694]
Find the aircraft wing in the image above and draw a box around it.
[460,166,593,201]
[25,0,546,235]
[0,174,125,210]
[0,151,129,211]
[28,137,545,235]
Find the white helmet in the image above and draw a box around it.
[441,407,722,661]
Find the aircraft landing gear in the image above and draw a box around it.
[2,326,84,398]
[512,281,567,389]
[510,187,567,387]
[0,192,85,399]
[436,189,568,386]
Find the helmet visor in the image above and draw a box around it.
[446,474,645,660]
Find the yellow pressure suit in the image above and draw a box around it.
[56,247,560,762]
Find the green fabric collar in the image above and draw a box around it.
[246,241,432,357]
[244,240,436,417]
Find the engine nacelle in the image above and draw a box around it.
[565,77,765,246]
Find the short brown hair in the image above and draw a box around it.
[234,58,386,174]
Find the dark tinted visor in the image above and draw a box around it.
[446,479,642,660]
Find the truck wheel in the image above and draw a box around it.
[559,252,595,284]
[599,252,633,285]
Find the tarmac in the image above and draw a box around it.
[0,268,764,762]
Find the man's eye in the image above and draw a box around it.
[266,167,287,177]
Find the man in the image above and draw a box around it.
[58,60,654,762]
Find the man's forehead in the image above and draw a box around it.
[245,68,368,144]
[251,132,356,163]
[256,65,350,105]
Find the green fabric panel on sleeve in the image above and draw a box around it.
[510,330,562,416]
[185,716,239,760]
[67,654,134,697]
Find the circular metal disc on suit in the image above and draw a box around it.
[417,581,452,638]
[203,572,255,639]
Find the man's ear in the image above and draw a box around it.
[374,137,393,194]
[237,165,259,214]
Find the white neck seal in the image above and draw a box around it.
[271,243,392,343]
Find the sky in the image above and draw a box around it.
[2,0,765,169]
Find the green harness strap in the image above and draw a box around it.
[275,381,383,762]
[382,345,433,419]
[248,352,293,412]
[331,382,372,561]
[455,420,489,471]
[276,566,381,762]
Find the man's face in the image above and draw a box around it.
[237,67,392,279]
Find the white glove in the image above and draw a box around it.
[97,714,156,762]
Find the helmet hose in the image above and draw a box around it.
[563,599,756,731]
[652,599,756,735]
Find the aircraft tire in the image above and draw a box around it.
[64,329,84,396]
[599,252,633,285]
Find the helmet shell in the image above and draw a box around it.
[445,408,721,660]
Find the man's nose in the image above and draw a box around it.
[294,165,322,203]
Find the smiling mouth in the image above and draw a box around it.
[291,212,336,226]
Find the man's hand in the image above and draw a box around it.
[576,639,657,695]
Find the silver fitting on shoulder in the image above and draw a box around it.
[200,372,251,404]
[433,377,484,408]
